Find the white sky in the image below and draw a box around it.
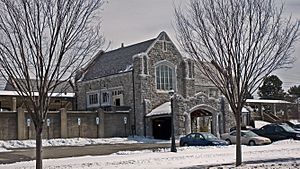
[101,0,300,92]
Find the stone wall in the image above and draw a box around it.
[133,33,190,136]
[0,111,18,140]
[0,108,130,140]
[76,72,133,111]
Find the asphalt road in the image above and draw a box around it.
[0,143,172,164]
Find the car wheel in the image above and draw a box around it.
[225,139,231,145]
[249,140,256,146]
[183,143,188,146]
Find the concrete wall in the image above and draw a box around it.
[0,108,130,140]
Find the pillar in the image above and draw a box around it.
[12,97,17,112]
[212,111,220,138]
[184,112,191,134]
[60,108,68,138]
[17,107,25,139]
[98,111,105,137]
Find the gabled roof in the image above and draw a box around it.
[82,38,156,81]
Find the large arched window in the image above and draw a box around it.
[155,62,175,91]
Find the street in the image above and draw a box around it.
[0,143,171,164]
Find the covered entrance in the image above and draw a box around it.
[152,117,171,140]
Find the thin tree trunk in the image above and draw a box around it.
[235,110,242,166]
[35,126,43,169]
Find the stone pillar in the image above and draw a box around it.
[60,108,68,138]
[184,112,191,134]
[17,108,25,139]
[12,97,17,112]
[212,111,220,138]
[98,111,105,137]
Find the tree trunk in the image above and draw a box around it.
[35,126,43,169]
[235,109,242,166]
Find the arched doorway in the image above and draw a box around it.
[152,117,171,140]
[190,109,213,133]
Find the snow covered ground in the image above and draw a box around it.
[0,138,299,169]
[0,136,169,150]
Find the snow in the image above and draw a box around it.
[0,136,169,151]
[0,138,299,168]
[146,102,171,117]
[254,120,270,128]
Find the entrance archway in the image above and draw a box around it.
[184,104,219,136]
[152,117,171,140]
[190,109,213,133]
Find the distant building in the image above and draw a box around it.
[0,78,74,111]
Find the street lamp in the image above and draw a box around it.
[169,89,177,153]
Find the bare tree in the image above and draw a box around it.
[175,0,299,166]
[0,0,105,168]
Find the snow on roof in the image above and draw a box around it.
[0,91,75,98]
[246,99,290,104]
[146,102,171,117]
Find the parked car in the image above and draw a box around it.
[251,123,300,142]
[179,132,228,146]
[221,130,271,146]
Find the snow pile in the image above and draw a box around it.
[0,136,169,150]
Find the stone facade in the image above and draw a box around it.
[76,31,234,139]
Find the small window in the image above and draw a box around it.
[102,92,110,104]
[87,93,99,107]
[143,55,148,74]
[163,41,167,51]
[188,60,193,78]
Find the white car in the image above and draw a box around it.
[221,130,271,146]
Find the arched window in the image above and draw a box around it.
[155,62,175,90]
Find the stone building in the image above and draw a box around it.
[76,32,234,139]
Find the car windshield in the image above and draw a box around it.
[243,131,258,137]
[202,133,218,140]
[281,124,295,132]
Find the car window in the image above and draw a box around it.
[263,125,274,132]
[244,131,258,137]
[195,134,204,139]
[188,134,195,139]
[230,131,237,136]
[280,125,294,132]
[275,126,284,132]
[202,133,217,140]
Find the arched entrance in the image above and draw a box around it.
[183,104,220,137]
[190,109,213,133]
[152,117,171,140]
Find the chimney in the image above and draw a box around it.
[121,43,124,48]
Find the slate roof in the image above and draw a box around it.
[82,38,156,81]
[4,78,73,93]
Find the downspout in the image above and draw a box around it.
[132,69,136,135]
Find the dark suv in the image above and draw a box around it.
[251,123,300,142]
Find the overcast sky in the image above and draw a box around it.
[101,0,300,92]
